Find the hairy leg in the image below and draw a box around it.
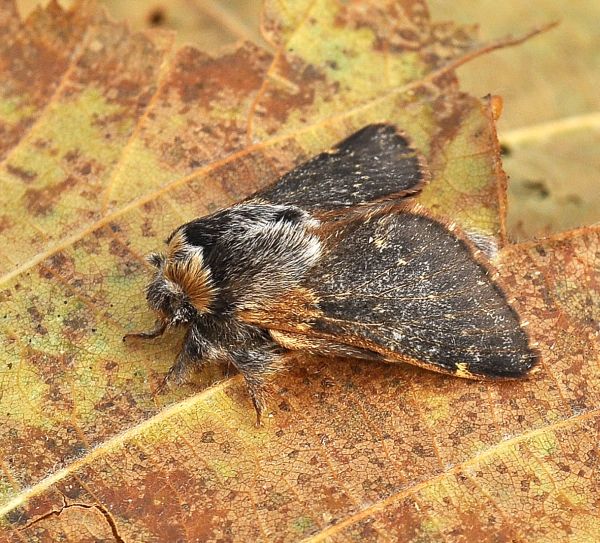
[123,320,167,341]
[156,351,197,394]
[156,326,205,394]
[231,348,286,427]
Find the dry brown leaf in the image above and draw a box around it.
[428,0,600,241]
[0,1,598,541]
[17,0,267,54]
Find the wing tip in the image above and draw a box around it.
[461,344,542,380]
[334,122,413,152]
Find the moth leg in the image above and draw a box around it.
[156,351,196,395]
[231,349,285,427]
[246,376,269,429]
[156,327,204,395]
[123,320,167,341]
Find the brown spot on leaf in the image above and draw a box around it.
[7,163,37,183]
[0,215,14,233]
[257,55,326,131]
[24,176,78,216]
[173,45,269,105]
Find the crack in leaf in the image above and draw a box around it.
[0,378,234,519]
[1,3,594,539]
[2,370,598,528]
[20,492,125,543]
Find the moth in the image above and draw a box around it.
[124,124,539,425]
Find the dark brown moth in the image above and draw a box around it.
[124,124,539,425]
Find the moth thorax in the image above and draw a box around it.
[163,253,215,313]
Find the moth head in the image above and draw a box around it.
[144,248,216,326]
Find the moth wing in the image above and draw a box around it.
[240,206,539,379]
[254,124,429,210]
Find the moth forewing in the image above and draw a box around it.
[242,203,539,380]
[256,123,430,210]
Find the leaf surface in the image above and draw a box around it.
[429,0,600,241]
[0,1,598,541]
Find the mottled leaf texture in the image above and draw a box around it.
[0,1,598,542]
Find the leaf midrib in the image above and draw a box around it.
[500,111,600,146]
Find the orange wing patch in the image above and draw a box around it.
[238,286,322,332]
